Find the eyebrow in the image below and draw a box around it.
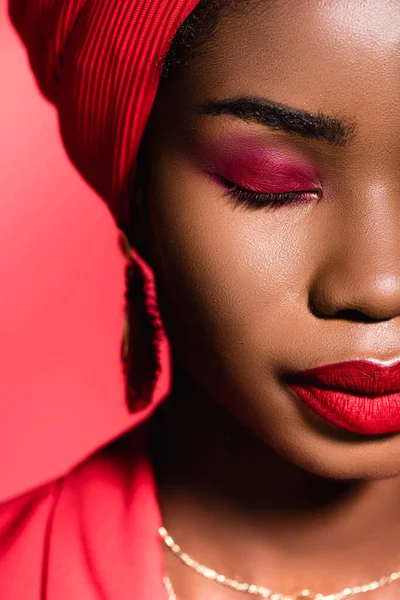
[197,96,356,147]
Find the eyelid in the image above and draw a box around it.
[202,145,321,184]
[218,176,322,210]
[217,175,322,196]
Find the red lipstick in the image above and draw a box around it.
[286,361,400,435]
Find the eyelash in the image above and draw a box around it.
[220,177,321,209]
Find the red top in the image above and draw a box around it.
[0,427,169,599]
[3,0,200,597]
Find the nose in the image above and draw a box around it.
[309,198,400,323]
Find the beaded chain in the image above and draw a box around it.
[159,527,400,600]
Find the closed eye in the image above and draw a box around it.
[218,176,322,210]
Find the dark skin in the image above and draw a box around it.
[132,0,400,597]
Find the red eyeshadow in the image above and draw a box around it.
[198,137,320,194]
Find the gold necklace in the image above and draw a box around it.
[159,527,400,600]
[164,575,177,600]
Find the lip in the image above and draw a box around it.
[285,360,400,435]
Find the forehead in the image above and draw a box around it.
[178,0,400,135]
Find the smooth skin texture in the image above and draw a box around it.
[133,1,400,597]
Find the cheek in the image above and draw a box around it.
[147,163,313,375]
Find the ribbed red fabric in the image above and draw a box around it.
[9,0,199,228]
[8,0,201,413]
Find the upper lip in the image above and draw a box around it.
[286,360,400,396]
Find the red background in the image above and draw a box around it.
[0,0,134,501]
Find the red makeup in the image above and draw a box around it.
[199,136,321,197]
[286,360,400,435]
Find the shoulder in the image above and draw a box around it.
[0,427,153,599]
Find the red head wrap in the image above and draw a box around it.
[9,0,201,416]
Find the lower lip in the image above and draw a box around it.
[287,384,400,435]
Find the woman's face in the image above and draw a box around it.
[140,0,400,479]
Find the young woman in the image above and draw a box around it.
[3,0,400,598]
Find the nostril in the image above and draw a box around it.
[309,302,393,323]
[334,309,388,323]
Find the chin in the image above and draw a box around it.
[266,423,400,481]
[242,379,400,482]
